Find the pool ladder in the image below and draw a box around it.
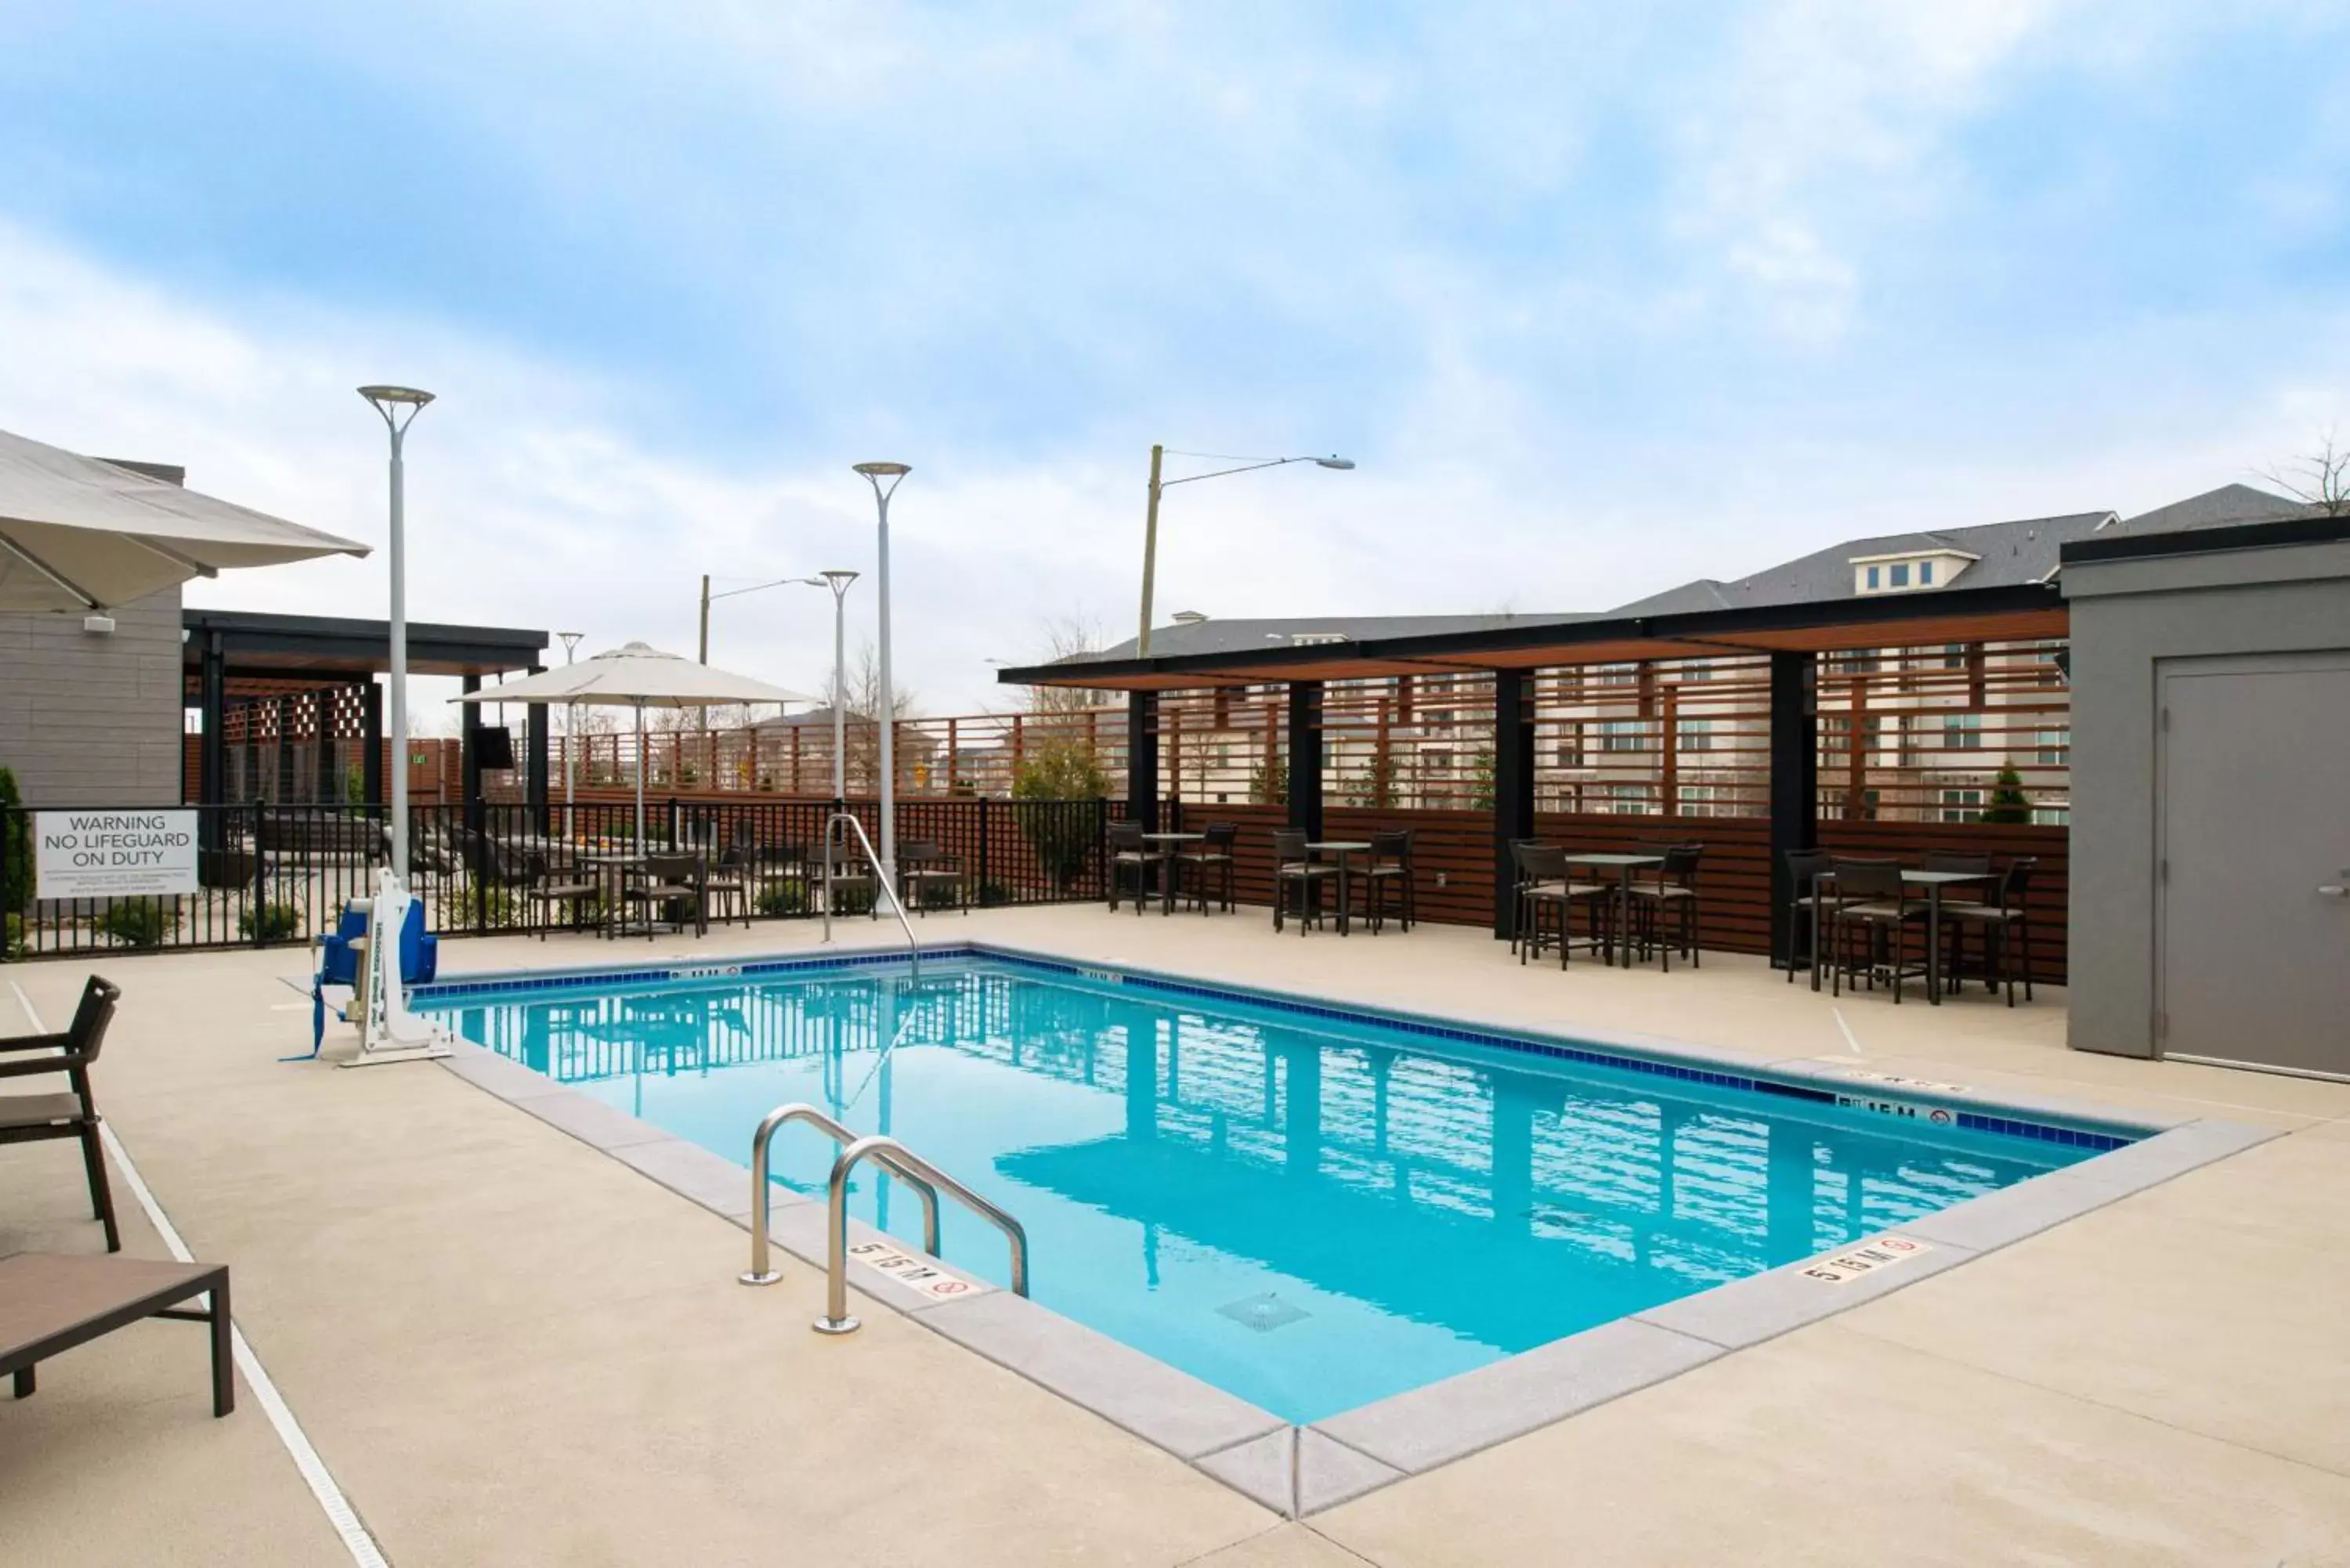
[821,811,920,984]
[739,1103,1029,1335]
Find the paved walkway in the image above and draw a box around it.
[4,906,2347,1566]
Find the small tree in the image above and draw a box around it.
[1013,736,1109,891]
[1981,763,2032,824]
[1469,746,1496,813]
[1342,750,1397,809]
[1247,758,1288,807]
[0,766,28,916]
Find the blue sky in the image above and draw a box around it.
[2,2,2346,711]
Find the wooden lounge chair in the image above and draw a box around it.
[1,1252,234,1418]
[0,976,121,1252]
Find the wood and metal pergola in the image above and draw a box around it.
[994,581,2069,958]
[182,609,550,834]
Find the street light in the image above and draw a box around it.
[556,630,583,837]
[794,570,860,801]
[853,461,909,899]
[1137,447,1353,656]
[358,385,436,880]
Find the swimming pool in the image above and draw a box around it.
[421,949,2125,1425]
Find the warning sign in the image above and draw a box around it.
[1839,1069,1969,1093]
[846,1238,990,1301]
[34,810,198,901]
[1800,1234,1933,1284]
[1837,1093,1958,1125]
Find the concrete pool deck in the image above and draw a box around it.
[5,905,2349,1566]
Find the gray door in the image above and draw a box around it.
[2158,652,2350,1078]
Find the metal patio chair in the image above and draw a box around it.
[0,976,122,1252]
[1271,829,1339,934]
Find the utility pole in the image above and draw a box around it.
[697,573,711,663]
[1137,443,1164,658]
[1137,445,1350,660]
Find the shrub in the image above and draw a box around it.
[474,886,526,929]
[755,882,805,918]
[1246,759,1287,807]
[1013,738,1109,891]
[1981,763,2032,825]
[3,912,23,959]
[97,898,171,948]
[239,901,304,943]
[0,766,27,916]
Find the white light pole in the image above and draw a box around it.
[359,385,436,880]
[852,462,909,899]
[795,570,859,800]
[556,630,583,838]
[1137,449,1354,656]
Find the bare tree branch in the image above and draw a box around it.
[1025,613,1119,714]
[2258,432,2350,517]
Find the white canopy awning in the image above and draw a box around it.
[0,428,371,612]
[452,642,817,843]
[450,641,817,708]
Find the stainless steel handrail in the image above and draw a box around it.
[815,1133,1029,1335]
[739,1103,939,1286]
[822,810,920,982]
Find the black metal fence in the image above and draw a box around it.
[0,797,1118,962]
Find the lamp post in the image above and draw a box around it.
[1137,447,1354,656]
[853,462,909,899]
[358,385,436,880]
[556,630,583,837]
[795,571,860,800]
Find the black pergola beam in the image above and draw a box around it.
[991,583,2064,691]
[1287,681,1324,841]
[179,609,548,680]
[1126,691,1159,833]
[1768,651,1820,970]
[361,681,384,809]
[1491,669,1535,938]
[526,669,550,834]
[197,631,226,838]
[461,673,484,836]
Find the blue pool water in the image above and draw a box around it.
[425,954,2111,1422]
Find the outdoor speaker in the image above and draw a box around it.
[474,725,516,771]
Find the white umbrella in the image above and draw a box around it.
[451,641,815,844]
[0,428,370,610]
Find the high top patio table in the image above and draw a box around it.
[1304,840,1376,935]
[1137,832,1206,915]
[1808,866,1995,1004]
[1556,851,1665,967]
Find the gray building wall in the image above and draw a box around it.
[2063,536,2350,1057]
[0,587,185,806]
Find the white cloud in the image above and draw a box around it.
[4,4,2349,724]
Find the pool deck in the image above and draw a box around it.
[5,905,2349,1566]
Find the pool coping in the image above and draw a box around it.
[415,935,2281,1520]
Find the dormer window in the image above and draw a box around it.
[1852,547,1979,596]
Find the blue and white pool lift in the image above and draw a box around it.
[304,879,439,1057]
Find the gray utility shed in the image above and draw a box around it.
[2063,515,2350,1078]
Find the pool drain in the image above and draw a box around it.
[1217,1292,1310,1331]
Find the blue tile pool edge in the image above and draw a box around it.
[414,945,2281,1518]
[412,937,2168,1151]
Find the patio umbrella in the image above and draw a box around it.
[450,641,816,844]
[0,428,370,611]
